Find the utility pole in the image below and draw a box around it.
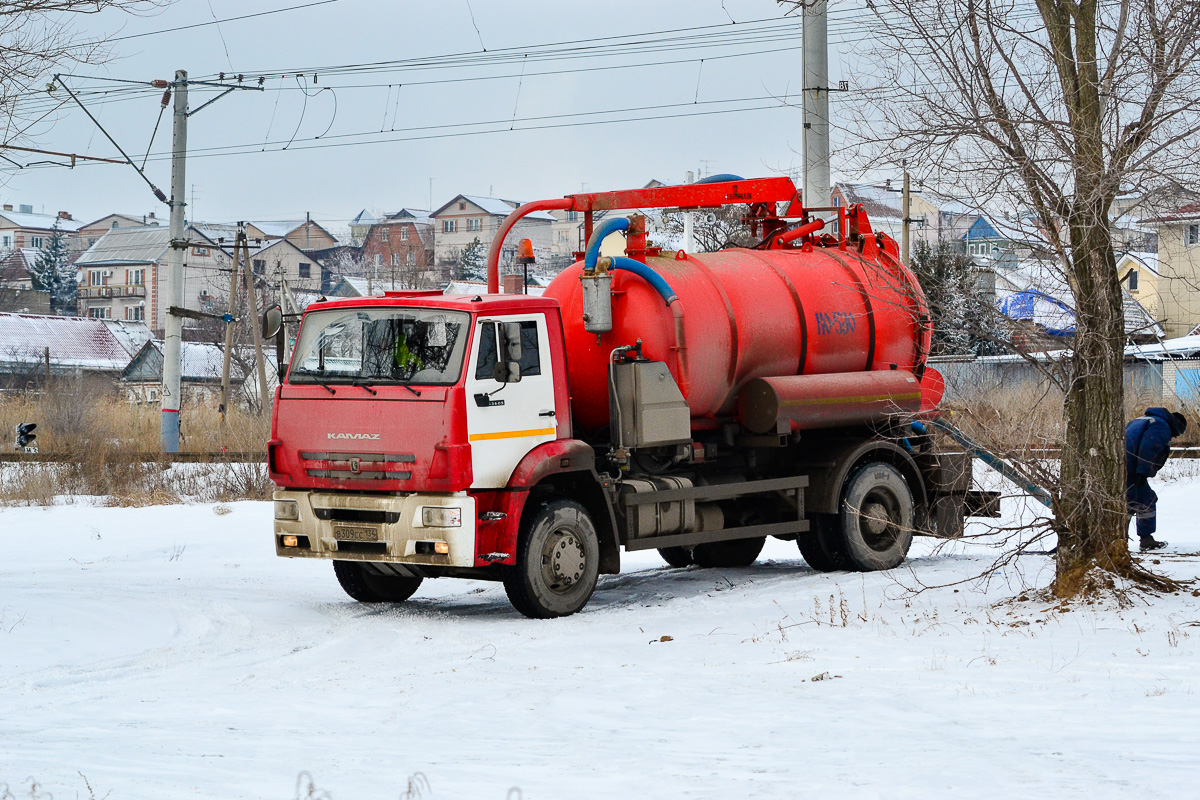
[683,170,695,253]
[901,162,911,266]
[802,0,831,218]
[240,230,271,414]
[219,239,241,421]
[161,69,188,452]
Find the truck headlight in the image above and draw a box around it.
[422,506,462,527]
[274,500,300,521]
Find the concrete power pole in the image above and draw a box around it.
[683,170,695,253]
[802,0,830,218]
[161,69,188,452]
[901,165,912,266]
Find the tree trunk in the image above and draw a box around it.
[1054,206,1131,595]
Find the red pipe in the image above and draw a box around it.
[486,198,573,293]
[775,217,826,246]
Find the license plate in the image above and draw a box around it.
[334,526,379,542]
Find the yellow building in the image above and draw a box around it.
[1142,204,1200,338]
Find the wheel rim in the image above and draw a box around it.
[541,528,586,593]
[855,489,902,552]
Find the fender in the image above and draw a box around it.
[508,439,595,487]
[801,438,928,515]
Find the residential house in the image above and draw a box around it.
[0,311,150,387]
[304,244,364,293]
[74,225,231,331]
[349,209,377,244]
[0,248,38,290]
[248,237,326,296]
[430,195,554,278]
[1117,252,1162,326]
[121,339,275,407]
[361,212,436,288]
[1140,202,1200,338]
[245,218,338,251]
[831,182,943,247]
[0,205,84,252]
[77,212,162,249]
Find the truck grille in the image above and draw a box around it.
[300,451,415,481]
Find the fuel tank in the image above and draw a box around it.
[544,244,931,434]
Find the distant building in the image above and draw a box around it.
[0,248,39,290]
[78,212,163,249]
[430,195,554,278]
[1140,202,1200,338]
[121,339,274,406]
[0,205,84,252]
[74,225,231,331]
[245,218,338,251]
[248,237,326,296]
[0,311,150,387]
[361,212,436,287]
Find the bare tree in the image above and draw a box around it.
[659,204,758,252]
[1,2,166,142]
[782,0,1200,595]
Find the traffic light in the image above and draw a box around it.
[15,422,36,451]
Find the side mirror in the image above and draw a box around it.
[502,321,523,361]
[262,304,283,339]
[493,362,521,383]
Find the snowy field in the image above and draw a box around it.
[3,464,1200,799]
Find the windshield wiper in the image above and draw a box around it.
[396,380,422,397]
[351,381,378,396]
[313,378,336,395]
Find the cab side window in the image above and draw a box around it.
[474,320,541,380]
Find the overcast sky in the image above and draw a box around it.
[2,0,872,232]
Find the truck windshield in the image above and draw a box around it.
[289,307,470,386]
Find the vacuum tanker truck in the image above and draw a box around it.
[268,177,995,618]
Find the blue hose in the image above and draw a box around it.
[605,256,679,306]
[584,216,630,272]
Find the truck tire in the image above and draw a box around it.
[658,547,694,568]
[692,536,765,568]
[504,499,600,618]
[830,462,914,571]
[797,514,849,572]
[333,560,423,603]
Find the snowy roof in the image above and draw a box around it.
[251,220,308,238]
[442,280,544,297]
[350,209,377,226]
[1117,250,1161,277]
[432,195,556,222]
[0,312,146,371]
[76,226,218,266]
[122,340,276,383]
[835,183,903,219]
[0,210,85,233]
[102,319,154,357]
[1126,335,1200,360]
[994,259,1161,338]
[1139,202,1200,224]
[0,249,40,283]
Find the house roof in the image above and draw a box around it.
[1117,251,1161,277]
[80,213,161,230]
[350,209,377,227]
[75,225,219,266]
[122,339,257,383]
[0,249,40,283]
[1139,202,1200,224]
[835,182,903,220]
[431,194,556,222]
[251,219,338,240]
[0,312,149,371]
[0,210,85,233]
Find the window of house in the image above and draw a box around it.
[1128,269,1139,291]
[31,236,43,248]
[192,246,210,257]
[2,236,10,247]
[1188,224,1200,246]
[111,221,119,228]
[467,218,482,232]
[298,262,311,278]
[458,202,466,210]
[129,269,144,285]
[443,220,457,233]
[374,253,383,267]
[89,269,108,286]
[126,306,144,321]
[407,252,415,267]
[87,306,111,319]
[400,227,408,241]
[567,211,578,222]
[392,253,401,266]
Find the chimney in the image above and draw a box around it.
[502,274,524,295]
[18,204,32,214]
[57,211,71,220]
[2,204,11,211]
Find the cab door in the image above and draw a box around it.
[465,313,558,488]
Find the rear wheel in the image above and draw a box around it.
[692,536,765,568]
[829,462,914,571]
[333,561,423,603]
[504,499,600,618]
[797,514,848,572]
[658,547,694,568]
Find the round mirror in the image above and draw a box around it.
[262,304,284,339]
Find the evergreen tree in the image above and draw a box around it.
[910,240,1002,356]
[29,224,76,315]
[458,237,485,282]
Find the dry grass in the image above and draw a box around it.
[0,381,272,507]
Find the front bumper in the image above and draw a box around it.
[273,489,476,568]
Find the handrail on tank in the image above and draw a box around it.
[485,176,805,293]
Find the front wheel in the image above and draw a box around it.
[504,499,600,618]
[333,561,423,603]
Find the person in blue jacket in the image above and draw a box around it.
[1126,408,1188,551]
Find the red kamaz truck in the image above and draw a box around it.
[268,177,993,617]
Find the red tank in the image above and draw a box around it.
[545,243,931,434]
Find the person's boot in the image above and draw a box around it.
[1140,535,1168,552]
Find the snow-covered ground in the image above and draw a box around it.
[3,465,1200,799]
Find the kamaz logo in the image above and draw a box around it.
[327,433,382,440]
